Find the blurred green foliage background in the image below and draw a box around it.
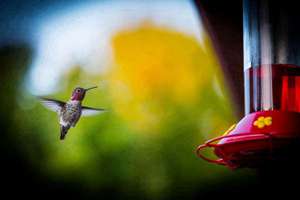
[0,24,257,199]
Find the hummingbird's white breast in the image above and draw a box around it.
[59,100,82,127]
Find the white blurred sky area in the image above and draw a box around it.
[26,0,204,95]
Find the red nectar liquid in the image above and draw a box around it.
[245,64,300,114]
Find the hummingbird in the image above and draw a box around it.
[39,86,105,140]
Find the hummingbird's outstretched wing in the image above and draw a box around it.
[81,106,106,116]
[39,97,65,113]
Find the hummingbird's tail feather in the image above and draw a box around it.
[60,125,70,140]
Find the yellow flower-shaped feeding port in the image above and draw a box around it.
[253,116,272,129]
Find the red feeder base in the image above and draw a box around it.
[196,111,300,169]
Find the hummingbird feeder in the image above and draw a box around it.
[197,0,300,169]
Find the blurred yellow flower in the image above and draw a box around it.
[107,23,225,132]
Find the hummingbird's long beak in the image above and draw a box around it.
[85,86,97,91]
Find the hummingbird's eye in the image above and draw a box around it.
[76,89,81,93]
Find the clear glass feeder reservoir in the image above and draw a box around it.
[197,0,300,168]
